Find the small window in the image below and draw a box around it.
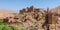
[14,17,19,20]
[55,14,60,17]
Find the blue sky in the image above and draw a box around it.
[0,0,60,12]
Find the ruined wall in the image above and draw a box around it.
[19,6,34,14]
[2,6,60,30]
[18,6,46,30]
[48,6,60,30]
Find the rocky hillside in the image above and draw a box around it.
[13,6,46,30]
[1,6,60,30]
[15,6,60,30]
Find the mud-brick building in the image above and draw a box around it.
[19,6,45,14]
[19,6,34,14]
[48,6,60,30]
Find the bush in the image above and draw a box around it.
[10,26,27,30]
[16,27,27,30]
[10,26,19,30]
[0,24,5,30]
[0,24,13,30]
[0,19,3,23]
[2,25,13,30]
[0,19,27,30]
[0,23,27,30]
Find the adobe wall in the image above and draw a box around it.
[19,6,42,14]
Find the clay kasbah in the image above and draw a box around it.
[0,6,60,30]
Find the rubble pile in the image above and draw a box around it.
[48,6,60,30]
[2,6,60,30]
[15,6,46,30]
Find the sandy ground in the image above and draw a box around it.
[0,9,15,19]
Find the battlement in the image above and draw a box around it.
[19,6,44,14]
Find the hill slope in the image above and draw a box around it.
[0,9,16,19]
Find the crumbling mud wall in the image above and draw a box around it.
[19,6,60,30]
[18,6,46,30]
[2,6,60,30]
[48,6,60,30]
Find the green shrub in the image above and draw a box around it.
[0,19,27,30]
[2,25,13,30]
[0,24,12,30]
[0,23,27,30]
[0,24,5,30]
[17,27,27,30]
[0,19,3,23]
[10,26,19,30]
